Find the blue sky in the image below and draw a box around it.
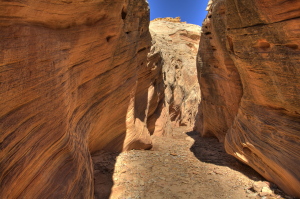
[147,0,210,26]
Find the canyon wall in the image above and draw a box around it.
[0,0,153,198]
[197,0,300,197]
[147,19,201,136]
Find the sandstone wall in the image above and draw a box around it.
[194,0,243,142]
[148,20,201,135]
[0,0,152,198]
[197,0,300,197]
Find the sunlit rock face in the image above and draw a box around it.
[148,19,201,136]
[197,0,300,197]
[0,0,152,198]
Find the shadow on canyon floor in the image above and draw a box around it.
[91,128,295,199]
[186,131,264,181]
[186,131,295,199]
[92,151,120,199]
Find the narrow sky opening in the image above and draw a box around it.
[147,0,210,26]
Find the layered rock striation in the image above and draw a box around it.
[0,0,153,198]
[196,0,300,197]
[148,19,201,136]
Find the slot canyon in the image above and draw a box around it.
[0,0,299,199]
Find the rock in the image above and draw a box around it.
[0,0,152,198]
[247,193,258,198]
[260,187,273,197]
[196,0,300,197]
[194,0,243,142]
[252,181,270,193]
[152,17,184,23]
[148,19,201,135]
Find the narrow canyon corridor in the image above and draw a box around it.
[93,127,290,199]
[1,0,299,198]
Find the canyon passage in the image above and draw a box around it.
[0,0,299,199]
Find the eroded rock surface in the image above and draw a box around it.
[152,16,183,23]
[196,0,300,197]
[0,0,152,198]
[148,19,201,136]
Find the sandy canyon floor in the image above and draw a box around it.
[92,127,294,199]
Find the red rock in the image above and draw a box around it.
[0,0,152,198]
[197,0,300,197]
[194,0,243,142]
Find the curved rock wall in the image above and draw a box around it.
[148,19,201,135]
[197,0,300,197]
[194,0,243,142]
[0,0,152,198]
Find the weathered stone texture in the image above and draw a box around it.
[152,17,183,23]
[148,19,201,135]
[194,0,243,142]
[197,0,300,197]
[0,0,152,198]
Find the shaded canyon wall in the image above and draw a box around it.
[196,0,300,197]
